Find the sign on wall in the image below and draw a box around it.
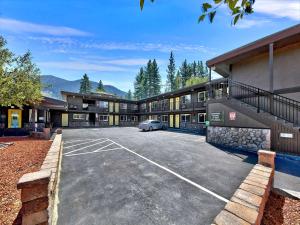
[229,112,237,121]
[280,133,293,139]
[210,112,224,122]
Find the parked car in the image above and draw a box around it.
[138,120,164,131]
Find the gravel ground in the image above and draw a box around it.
[262,191,300,225]
[0,137,52,225]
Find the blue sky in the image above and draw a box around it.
[0,0,299,92]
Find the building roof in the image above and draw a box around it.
[39,96,67,110]
[207,24,300,76]
[61,91,138,103]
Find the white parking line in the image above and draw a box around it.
[108,139,229,203]
[64,138,107,149]
[64,139,109,155]
[65,148,123,157]
[93,143,115,152]
[64,139,97,144]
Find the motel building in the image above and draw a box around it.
[1,24,300,156]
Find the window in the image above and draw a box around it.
[162,115,168,123]
[99,115,108,121]
[120,115,127,121]
[141,103,146,109]
[198,91,208,102]
[120,103,127,110]
[181,114,191,123]
[198,113,206,123]
[132,104,138,110]
[214,89,223,99]
[99,101,108,108]
[181,94,191,104]
[131,116,138,122]
[73,114,87,120]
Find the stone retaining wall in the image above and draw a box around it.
[17,130,63,225]
[207,126,271,151]
[212,150,276,225]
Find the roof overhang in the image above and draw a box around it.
[207,24,300,77]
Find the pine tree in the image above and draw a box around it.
[180,59,192,87]
[151,59,161,96]
[126,89,132,100]
[190,61,197,77]
[166,51,176,91]
[134,67,146,100]
[96,80,105,93]
[174,70,182,90]
[79,73,91,94]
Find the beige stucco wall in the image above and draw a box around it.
[231,44,300,101]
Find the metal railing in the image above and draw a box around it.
[210,79,300,126]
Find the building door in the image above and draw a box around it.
[8,109,22,128]
[175,114,180,128]
[170,98,174,111]
[169,115,174,128]
[62,113,68,127]
[175,97,180,110]
[114,115,119,126]
[109,115,114,126]
[109,102,114,113]
[115,103,119,113]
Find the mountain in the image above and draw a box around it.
[41,75,127,99]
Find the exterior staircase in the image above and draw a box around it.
[209,79,300,155]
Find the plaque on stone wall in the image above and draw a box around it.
[210,112,224,122]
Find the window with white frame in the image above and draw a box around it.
[99,101,108,108]
[120,115,127,121]
[120,103,127,110]
[198,91,207,102]
[131,116,138,122]
[198,113,206,123]
[141,103,146,109]
[162,115,168,123]
[181,114,191,123]
[181,94,191,104]
[73,114,87,120]
[99,115,108,121]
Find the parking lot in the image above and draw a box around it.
[57,127,299,225]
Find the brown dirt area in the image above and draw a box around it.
[262,190,300,225]
[0,137,52,225]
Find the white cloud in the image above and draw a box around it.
[28,36,76,45]
[0,18,91,36]
[235,19,271,29]
[82,42,213,54]
[254,0,300,20]
[37,61,129,72]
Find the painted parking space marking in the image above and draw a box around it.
[64,138,108,149]
[63,137,228,203]
[64,139,98,144]
[65,148,123,157]
[63,139,109,155]
[108,138,229,203]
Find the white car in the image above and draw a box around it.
[138,120,164,131]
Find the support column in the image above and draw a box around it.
[269,43,274,114]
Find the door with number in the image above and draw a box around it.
[109,102,114,113]
[175,114,180,128]
[114,115,119,126]
[169,115,174,128]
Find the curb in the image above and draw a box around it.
[212,150,276,225]
[17,132,63,225]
